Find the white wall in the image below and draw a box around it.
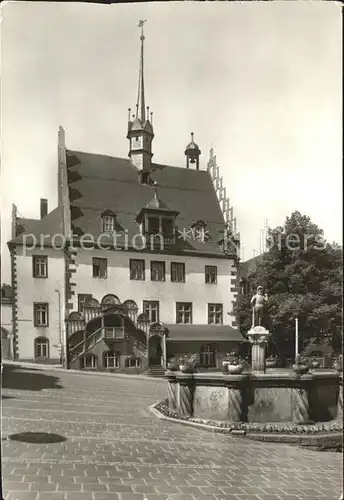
[71,248,237,325]
[16,246,65,360]
[14,244,237,359]
[1,303,12,332]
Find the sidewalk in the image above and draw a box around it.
[2,360,165,382]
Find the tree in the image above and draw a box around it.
[235,211,342,355]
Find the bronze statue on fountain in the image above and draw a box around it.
[248,285,271,372]
[250,286,268,328]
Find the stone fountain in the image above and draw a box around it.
[247,285,270,373]
[164,285,342,432]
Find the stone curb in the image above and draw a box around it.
[149,402,343,449]
[244,431,343,448]
[3,361,166,383]
[148,403,236,435]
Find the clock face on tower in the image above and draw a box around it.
[132,136,143,149]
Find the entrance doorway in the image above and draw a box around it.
[1,328,11,360]
[149,335,163,366]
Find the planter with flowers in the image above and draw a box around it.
[167,356,178,371]
[179,355,197,373]
[222,352,244,375]
[310,356,321,369]
[265,354,279,368]
[293,354,310,375]
[333,354,343,373]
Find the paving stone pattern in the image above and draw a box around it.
[1,365,343,500]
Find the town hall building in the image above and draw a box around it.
[7,23,243,374]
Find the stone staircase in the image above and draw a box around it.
[69,327,103,363]
[68,315,149,369]
[145,365,166,378]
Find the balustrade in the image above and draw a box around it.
[66,318,85,335]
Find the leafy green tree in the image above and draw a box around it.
[235,211,342,355]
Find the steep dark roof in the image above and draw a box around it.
[66,150,229,257]
[165,324,244,342]
[239,255,264,280]
[8,150,233,258]
[8,207,64,246]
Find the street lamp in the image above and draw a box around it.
[54,289,65,368]
[294,309,301,360]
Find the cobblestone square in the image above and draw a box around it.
[1,364,342,500]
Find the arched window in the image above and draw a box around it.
[199,344,216,367]
[103,351,120,369]
[101,294,121,306]
[123,300,138,309]
[123,300,138,322]
[80,353,97,369]
[34,337,49,359]
[87,298,100,308]
[68,311,83,320]
[125,357,141,368]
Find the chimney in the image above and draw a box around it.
[11,204,17,239]
[40,199,48,219]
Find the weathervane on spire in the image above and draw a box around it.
[138,20,147,40]
[136,20,147,121]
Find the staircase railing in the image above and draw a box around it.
[69,318,148,362]
[69,327,103,361]
[124,333,147,358]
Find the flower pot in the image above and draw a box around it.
[333,361,343,372]
[226,364,243,375]
[167,362,178,371]
[266,360,277,368]
[311,361,320,369]
[293,364,309,375]
[179,364,194,374]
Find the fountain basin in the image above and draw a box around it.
[165,371,342,423]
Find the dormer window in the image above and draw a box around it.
[162,218,173,235]
[148,217,160,234]
[192,220,209,243]
[101,210,116,233]
[136,189,180,248]
[195,226,205,242]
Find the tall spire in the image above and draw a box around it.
[127,20,154,179]
[137,20,147,122]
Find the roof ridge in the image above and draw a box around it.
[66,150,210,175]
[66,150,132,162]
[71,175,214,194]
[18,206,62,222]
[152,163,209,173]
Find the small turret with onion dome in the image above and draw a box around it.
[185,132,201,170]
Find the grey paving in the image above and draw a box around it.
[1,364,343,500]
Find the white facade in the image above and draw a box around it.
[15,246,65,361]
[13,242,236,361]
[71,248,236,325]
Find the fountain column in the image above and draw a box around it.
[247,326,271,373]
[166,373,177,413]
[337,375,343,421]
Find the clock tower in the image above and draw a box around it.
[127,20,154,182]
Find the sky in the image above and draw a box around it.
[0,1,342,283]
